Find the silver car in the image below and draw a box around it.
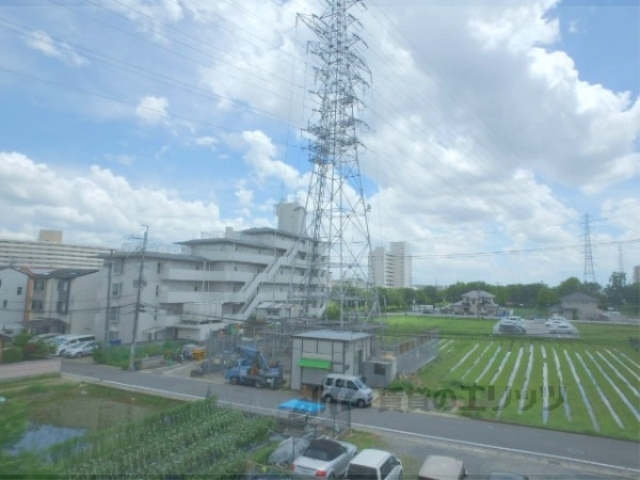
[291,437,358,479]
[63,340,100,358]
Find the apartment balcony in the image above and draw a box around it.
[198,251,273,264]
[161,268,253,283]
[158,290,249,304]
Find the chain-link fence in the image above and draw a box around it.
[204,320,387,376]
[383,329,439,375]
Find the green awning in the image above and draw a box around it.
[298,358,332,369]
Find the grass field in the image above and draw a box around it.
[383,316,640,441]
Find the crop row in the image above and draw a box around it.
[63,415,273,477]
[53,401,244,465]
[49,398,275,478]
[432,339,640,439]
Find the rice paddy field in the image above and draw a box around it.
[384,316,640,441]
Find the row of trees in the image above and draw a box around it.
[377,276,639,315]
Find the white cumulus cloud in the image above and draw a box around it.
[25,30,86,66]
[135,96,170,125]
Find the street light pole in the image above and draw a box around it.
[129,226,148,371]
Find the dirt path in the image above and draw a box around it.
[0,358,61,381]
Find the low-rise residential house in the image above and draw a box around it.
[559,292,601,320]
[448,290,501,317]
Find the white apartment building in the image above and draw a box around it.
[369,241,412,288]
[28,268,100,336]
[94,202,324,344]
[0,267,30,327]
[0,230,113,269]
[0,266,99,335]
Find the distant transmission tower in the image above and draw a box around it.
[289,0,379,327]
[618,243,625,275]
[582,214,596,284]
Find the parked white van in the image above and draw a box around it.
[55,335,96,356]
[321,373,373,408]
[347,449,403,480]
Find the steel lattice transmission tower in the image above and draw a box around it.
[582,214,596,284]
[289,0,380,326]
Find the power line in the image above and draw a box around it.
[393,238,640,260]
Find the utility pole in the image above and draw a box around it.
[129,226,148,371]
[104,249,114,358]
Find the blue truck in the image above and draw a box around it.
[224,346,285,389]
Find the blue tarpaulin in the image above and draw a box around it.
[277,398,325,414]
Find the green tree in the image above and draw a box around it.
[556,277,582,298]
[604,272,627,309]
[536,285,559,312]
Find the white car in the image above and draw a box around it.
[347,449,403,480]
[545,319,566,328]
[63,341,100,358]
[550,324,573,335]
[291,437,358,479]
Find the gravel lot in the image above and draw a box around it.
[359,427,637,479]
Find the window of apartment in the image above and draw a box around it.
[56,302,68,314]
[57,280,69,292]
[108,306,120,321]
[17,287,23,295]
[0,280,2,287]
[155,285,159,297]
[31,300,43,311]
[34,279,45,290]
[2,300,6,308]
[112,259,123,275]
[157,262,162,274]
[112,283,122,297]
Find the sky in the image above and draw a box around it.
[0,0,638,288]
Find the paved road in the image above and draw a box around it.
[60,359,639,477]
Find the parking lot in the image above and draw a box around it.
[355,427,636,479]
[493,317,579,338]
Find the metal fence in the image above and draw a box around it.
[383,329,439,375]
[204,320,387,375]
[216,398,351,440]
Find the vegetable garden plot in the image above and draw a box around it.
[586,352,640,422]
[49,397,275,478]
[574,351,624,429]
[551,347,572,423]
[460,343,493,381]
[405,332,639,440]
[449,343,479,374]
[517,344,535,415]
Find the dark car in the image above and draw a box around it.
[498,323,526,334]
